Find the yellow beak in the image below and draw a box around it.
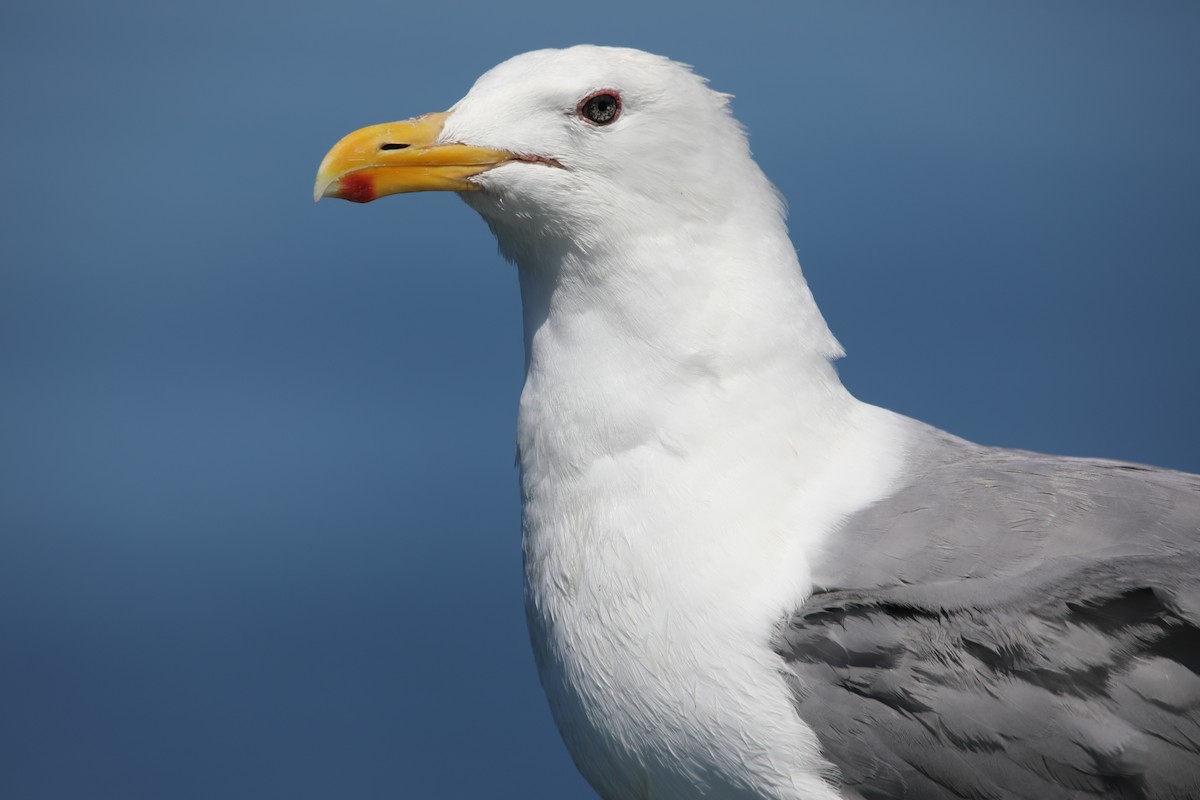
[313,111,514,203]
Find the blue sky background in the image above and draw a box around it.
[2,2,1197,798]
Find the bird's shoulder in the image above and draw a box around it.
[811,420,1200,592]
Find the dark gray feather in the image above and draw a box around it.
[775,422,1200,799]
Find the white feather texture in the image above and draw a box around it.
[442,46,911,799]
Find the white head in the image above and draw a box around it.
[445,47,778,250]
[316,46,780,257]
[315,45,841,366]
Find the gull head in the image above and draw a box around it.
[315,46,776,255]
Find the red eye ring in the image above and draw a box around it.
[577,91,622,126]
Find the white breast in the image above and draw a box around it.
[518,325,910,799]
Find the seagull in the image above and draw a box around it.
[315,46,1200,800]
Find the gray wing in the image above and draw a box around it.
[775,423,1200,799]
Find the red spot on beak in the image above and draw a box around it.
[339,173,376,203]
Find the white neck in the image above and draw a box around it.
[477,174,909,800]
[510,197,852,478]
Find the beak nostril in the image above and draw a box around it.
[380,143,411,151]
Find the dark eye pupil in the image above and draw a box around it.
[583,94,619,125]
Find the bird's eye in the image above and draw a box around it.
[578,92,621,126]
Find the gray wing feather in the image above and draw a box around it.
[776,422,1200,799]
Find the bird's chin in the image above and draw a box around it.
[459,164,566,217]
[456,177,503,213]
